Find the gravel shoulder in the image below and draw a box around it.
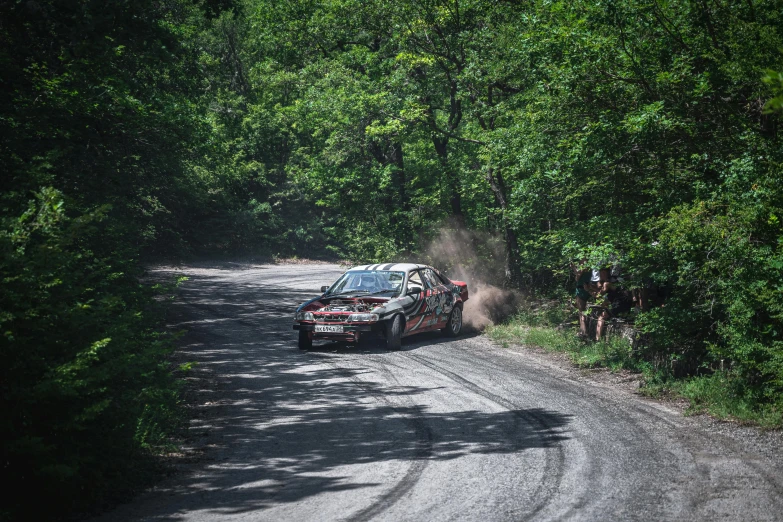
[497,342,783,465]
[99,263,783,522]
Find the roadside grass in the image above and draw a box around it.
[486,306,783,429]
[673,374,783,428]
[487,322,642,372]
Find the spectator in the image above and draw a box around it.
[595,263,633,341]
[573,261,596,339]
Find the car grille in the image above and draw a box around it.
[315,313,349,323]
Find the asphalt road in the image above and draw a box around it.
[101,263,783,521]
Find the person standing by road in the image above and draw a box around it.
[595,264,633,341]
[574,262,594,339]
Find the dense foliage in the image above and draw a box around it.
[1,0,198,518]
[1,0,781,517]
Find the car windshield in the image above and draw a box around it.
[326,270,405,297]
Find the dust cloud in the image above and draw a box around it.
[421,224,524,331]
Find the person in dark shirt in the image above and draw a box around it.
[595,265,633,341]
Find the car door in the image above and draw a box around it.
[402,269,430,335]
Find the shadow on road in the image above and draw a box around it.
[130,267,573,519]
[307,329,483,354]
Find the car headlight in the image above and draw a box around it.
[348,313,379,322]
[295,311,314,321]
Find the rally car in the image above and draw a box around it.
[293,263,469,350]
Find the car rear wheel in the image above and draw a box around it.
[298,330,312,350]
[443,306,462,337]
[385,315,402,351]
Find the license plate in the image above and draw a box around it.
[315,325,343,333]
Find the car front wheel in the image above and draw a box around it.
[385,315,402,351]
[443,306,462,337]
[298,330,312,350]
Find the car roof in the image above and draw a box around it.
[349,263,428,272]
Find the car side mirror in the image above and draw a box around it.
[320,286,329,293]
[408,287,421,295]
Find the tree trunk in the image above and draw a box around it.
[390,141,408,211]
[433,136,463,220]
[485,165,523,288]
[368,138,408,226]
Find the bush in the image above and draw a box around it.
[0,190,180,519]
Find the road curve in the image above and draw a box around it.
[99,263,783,521]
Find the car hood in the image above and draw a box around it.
[298,295,396,314]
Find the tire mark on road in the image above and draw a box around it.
[440,344,783,520]
[430,345,693,519]
[470,346,783,508]
[310,352,433,522]
[404,352,567,521]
